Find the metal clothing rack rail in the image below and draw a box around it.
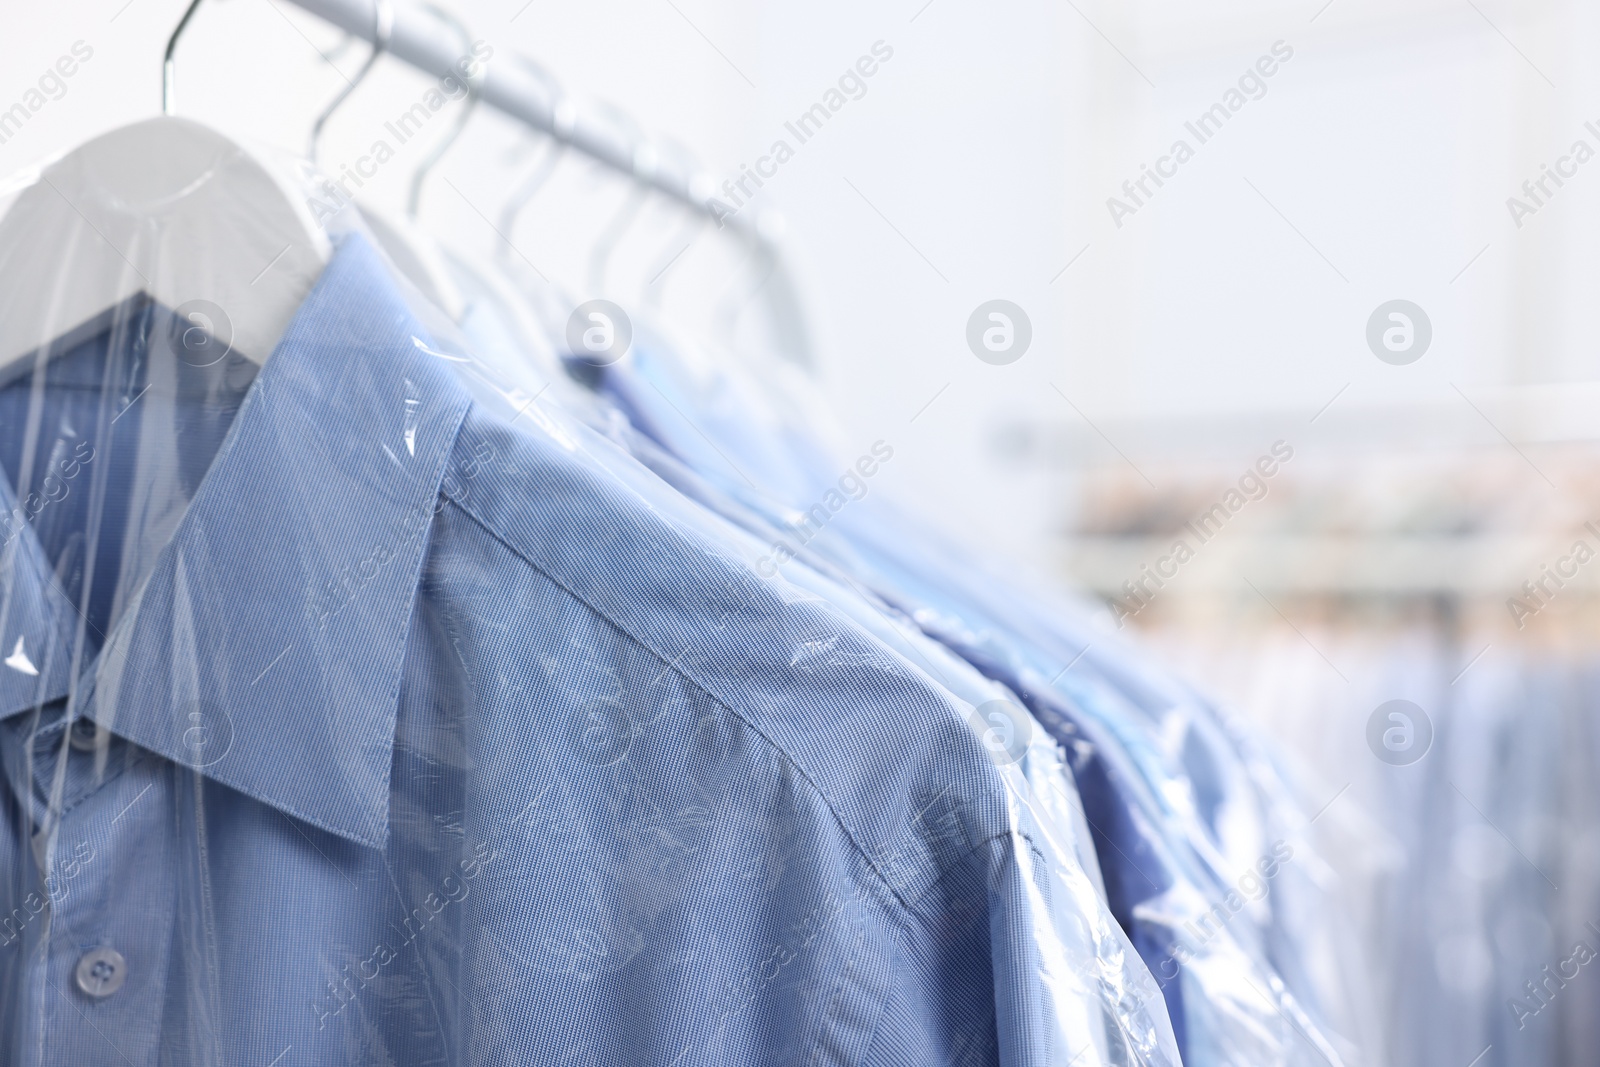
[178,0,814,367]
[284,0,775,242]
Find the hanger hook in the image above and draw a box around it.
[406,3,484,219]
[587,183,649,298]
[309,0,394,163]
[642,207,704,310]
[638,137,705,309]
[162,0,206,114]
[498,139,565,267]
[572,98,653,296]
[587,125,661,297]
[495,56,567,263]
[715,239,778,345]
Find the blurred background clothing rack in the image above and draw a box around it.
[992,389,1600,603]
[996,394,1600,1067]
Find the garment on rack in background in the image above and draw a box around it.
[575,323,1373,1067]
[451,263,1181,1067]
[1156,617,1600,1067]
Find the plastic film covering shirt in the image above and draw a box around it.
[451,277,1178,1067]
[0,227,1111,1067]
[586,330,1368,1066]
[876,552,1367,1064]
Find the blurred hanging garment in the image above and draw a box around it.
[1158,615,1595,1067]
[576,324,1371,1066]
[448,264,1183,1067]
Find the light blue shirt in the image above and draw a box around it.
[0,234,1065,1066]
[587,329,1354,1067]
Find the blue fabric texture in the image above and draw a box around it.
[587,334,1356,1067]
[0,234,1061,1066]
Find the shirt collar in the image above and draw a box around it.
[0,233,472,848]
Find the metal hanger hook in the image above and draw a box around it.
[309,0,394,163]
[498,138,565,267]
[406,3,485,219]
[640,137,705,309]
[715,239,777,346]
[642,207,704,310]
[587,183,649,299]
[162,0,206,114]
[495,56,568,264]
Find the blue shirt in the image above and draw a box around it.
[586,336,1353,1066]
[0,234,1059,1066]
[451,264,1176,1067]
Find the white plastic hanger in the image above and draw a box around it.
[361,209,467,321]
[0,0,336,373]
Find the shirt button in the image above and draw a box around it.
[74,947,127,998]
[68,718,100,753]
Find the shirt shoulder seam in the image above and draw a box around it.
[438,487,927,914]
[905,828,1031,914]
[855,828,1033,1067]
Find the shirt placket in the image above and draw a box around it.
[6,711,176,1067]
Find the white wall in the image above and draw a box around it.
[2,0,1591,575]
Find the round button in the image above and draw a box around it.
[75,947,127,998]
[68,718,100,753]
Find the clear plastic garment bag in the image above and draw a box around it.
[0,101,1177,1067]
[578,316,1369,1067]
